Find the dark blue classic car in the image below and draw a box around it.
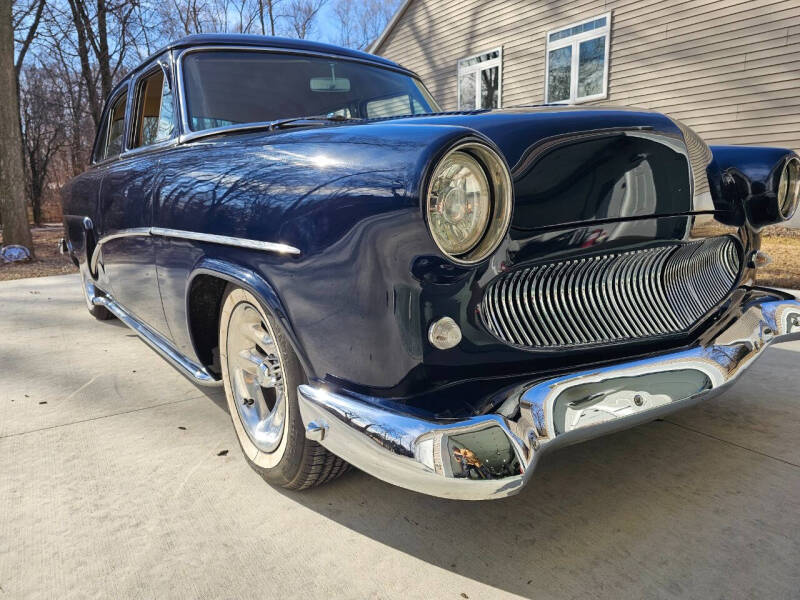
[62,34,800,500]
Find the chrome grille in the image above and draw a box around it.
[674,119,714,205]
[481,236,741,348]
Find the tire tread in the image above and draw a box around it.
[286,441,350,490]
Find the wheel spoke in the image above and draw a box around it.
[242,322,277,355]
[253,389,269,421]
[255,389,285,441]
[237,347,263,373]
[237,347,281,388]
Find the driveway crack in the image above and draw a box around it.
[663,418,800,469]
[0,397,200,440]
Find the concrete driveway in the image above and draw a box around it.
[1,273,799,600]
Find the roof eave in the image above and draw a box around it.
[368,0,415,54]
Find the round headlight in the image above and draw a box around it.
[428,152,491,255]
[778,157,800,220]
[426,142,512,263]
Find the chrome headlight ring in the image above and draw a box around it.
[425,140,513,265]
[777,156,800,221]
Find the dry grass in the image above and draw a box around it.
[0,225,78,281]
[757,226,800,289]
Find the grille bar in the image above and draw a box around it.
[481,236,741,348]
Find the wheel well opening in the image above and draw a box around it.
[187,275,228,377]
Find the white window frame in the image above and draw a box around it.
[544,12,611,105]
[457,47,503,110]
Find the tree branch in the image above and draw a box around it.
[14,0,45,77]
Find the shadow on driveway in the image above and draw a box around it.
[198,365,800,599]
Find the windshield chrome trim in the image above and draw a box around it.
[174,44,425,143]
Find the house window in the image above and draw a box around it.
[545,13,610,104]
[458,48,502,110]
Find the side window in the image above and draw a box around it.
[366,95,426,118]
[133,67,174,148]
[101,92,127,160]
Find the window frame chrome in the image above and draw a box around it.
[91,54,180,167]
[126,55,178,156]
[92,82,130,165]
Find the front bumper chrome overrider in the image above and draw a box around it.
[298,295,800,500]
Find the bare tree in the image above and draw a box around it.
[285,0,325,39]
[160,0,264,37]
[255,0,280,35]
[37,4,96,176]
[20,64,66,224]
[1,0,36,251]
[66,0,138,125]
[12,0,46,77]
[2,0,339,242]
[332,0,399,51]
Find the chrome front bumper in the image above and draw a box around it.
[298,295,800,500]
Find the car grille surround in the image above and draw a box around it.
[480,236,741,349]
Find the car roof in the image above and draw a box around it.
[107,34,412,103]
[165,34,403,68]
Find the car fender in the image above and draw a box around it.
[186,257,313,377]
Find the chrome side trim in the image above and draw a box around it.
[150,228,301,255]
[89,288,220,387]
[89,227,301,273]
[298,294,800,500]
[89,228,151,273]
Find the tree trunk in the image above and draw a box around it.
[0,0,34,252]
[68,0,102,127]
[267,0,276,35]
[95,0,113,101]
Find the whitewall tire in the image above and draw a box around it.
[219,286,348,488]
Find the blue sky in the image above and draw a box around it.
[315,5,341,44]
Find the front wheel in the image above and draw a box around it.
[219,286,348,489]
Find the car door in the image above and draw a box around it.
[95,57,176,337]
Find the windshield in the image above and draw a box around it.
[182,50,441,132]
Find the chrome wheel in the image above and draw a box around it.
[220,285,349,488]
[225,301,286,453]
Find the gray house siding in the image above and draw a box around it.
[374,0,800,152]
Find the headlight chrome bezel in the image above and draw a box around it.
[777,156,800,221]
[425,140,513,265]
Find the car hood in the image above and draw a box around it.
[377,106,709,231]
